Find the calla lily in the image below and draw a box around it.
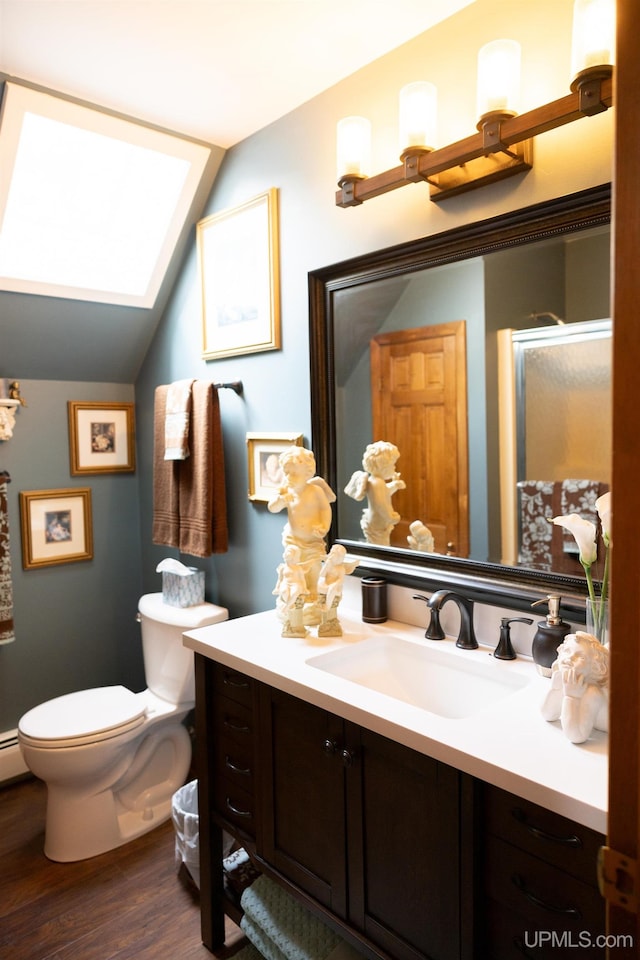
[552,493,612,644]
[552,512,598,566]
[596,491,612,546]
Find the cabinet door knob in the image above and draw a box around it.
[341,748,356,767]
[323,739,338,756]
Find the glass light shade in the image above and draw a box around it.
[399,81,438,154]
[570,0,615,79]
[476,39,521,119]
[336,116,371,181]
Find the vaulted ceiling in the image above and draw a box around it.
[0,0,474,382]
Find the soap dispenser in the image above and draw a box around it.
[530,595,571,677]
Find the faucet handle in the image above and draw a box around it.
[412,594,445,640]
[494,616,533,660]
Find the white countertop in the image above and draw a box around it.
[183,603,608,835]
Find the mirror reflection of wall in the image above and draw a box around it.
[334,224,610,569]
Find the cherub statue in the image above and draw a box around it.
[272,544,308,638]
[9,381,27,406]
[540,631,609,744]
[268,446,336,625]
[407,520,435,553]
[317,544,360,637]
[345,441,406,546]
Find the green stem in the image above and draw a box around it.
[581,560,597,605]
[600,544,610,606]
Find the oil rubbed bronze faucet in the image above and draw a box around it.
[413,591,478,650]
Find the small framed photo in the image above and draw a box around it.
[68,401,136,475]
[198,188,281,360]
[19,488,93,569]
[246,432,303,503]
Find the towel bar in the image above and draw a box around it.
[214,381,243,396]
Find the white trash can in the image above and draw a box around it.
[172,779,234,889]
[172,779,201,888]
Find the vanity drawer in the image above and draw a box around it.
[484,897,605,959]
[213,663,255,709]
[483,785,603,885]
[214,778,256,838]
[213,697,254,747]
[218,739,255,793]
[484,835,605,937]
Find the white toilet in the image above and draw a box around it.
[18,592,227,862]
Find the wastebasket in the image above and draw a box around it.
[172,779,234,889]
[172,779,201,888]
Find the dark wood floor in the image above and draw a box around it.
[0,776,245,960]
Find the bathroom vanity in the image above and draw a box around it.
[184,594,607,960]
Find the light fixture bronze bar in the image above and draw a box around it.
[336,77,613,207]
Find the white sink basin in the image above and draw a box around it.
[306,635,531,719]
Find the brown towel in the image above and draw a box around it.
[517,478,608,576]
[153,381,228,557]
[517,480,554,569]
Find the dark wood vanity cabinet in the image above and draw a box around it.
[194,654,606,960]
[259,685,462,960]
[479,784,606,958]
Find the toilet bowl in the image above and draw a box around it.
[18,593,227,862]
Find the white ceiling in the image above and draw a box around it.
[0,0,474,148]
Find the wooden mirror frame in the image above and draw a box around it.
[309,183,611,616]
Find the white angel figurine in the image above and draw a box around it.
[344,441,406,546]
[540,632,609,744]
[407,520,435,553]
[268,446,336,622]
[272,544,308,638]
[317,544,360,637]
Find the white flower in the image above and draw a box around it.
[552,493,612,644]
[552,513,597,566]
[596,491,611,546]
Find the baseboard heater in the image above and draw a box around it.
[0,729,29,783]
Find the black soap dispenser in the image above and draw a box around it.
[530,595,571,677]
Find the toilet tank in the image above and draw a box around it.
[137,593,228,705]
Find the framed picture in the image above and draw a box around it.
[68,401,136,475]
[246,432,303,502]
[19,488,93,569]
[198,188,280,360]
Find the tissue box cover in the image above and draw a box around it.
[162,569,205,607]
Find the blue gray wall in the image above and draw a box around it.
[1,382,142,727]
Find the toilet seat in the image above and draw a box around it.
[18,686,147,749]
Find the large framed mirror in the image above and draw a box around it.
[309,184,611,613]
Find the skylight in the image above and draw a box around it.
[0,82,211,308]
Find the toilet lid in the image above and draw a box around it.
[18,686,146,746]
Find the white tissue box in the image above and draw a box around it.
[162,568,205,607]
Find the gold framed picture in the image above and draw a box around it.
[19,488,93,569]
[68,401,136,475]
[246,432,303,503]
[198,188,281,360]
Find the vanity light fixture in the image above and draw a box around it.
[336,0,614,207]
